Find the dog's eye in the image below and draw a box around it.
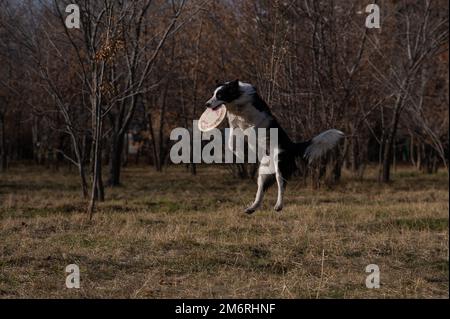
[217,93,222,100]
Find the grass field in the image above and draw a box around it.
[0,165,448,298]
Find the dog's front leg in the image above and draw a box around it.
[227,116,245,161]
[245,175,265,214]
[228,126,235,155]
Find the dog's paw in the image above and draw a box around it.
[273,204,283,212]
[244,207,256,215]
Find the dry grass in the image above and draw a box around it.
[0,165,448,299]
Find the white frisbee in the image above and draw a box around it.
[198,105,227,132]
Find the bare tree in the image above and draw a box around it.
[367,0,448,182]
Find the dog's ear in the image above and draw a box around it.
[231,79,240,88]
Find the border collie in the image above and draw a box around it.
[205,79,344,214]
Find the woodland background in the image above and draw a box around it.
[0,0,448,213]
[0,0,448,299]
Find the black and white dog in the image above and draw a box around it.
[205,79,344,214]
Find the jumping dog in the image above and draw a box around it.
[205,80,344,214]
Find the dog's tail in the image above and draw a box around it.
[293,129,345,164]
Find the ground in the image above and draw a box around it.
[0,165,448,298]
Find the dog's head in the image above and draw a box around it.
[205,80,255,110]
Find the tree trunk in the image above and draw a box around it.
[409,134,416,167]
[97,156,105,201]
[382,93,405,183]
[88,135,101,219]
[88,123,104,218]
[147,111,161,172]
[88,74,104,218]
[0,114,7,172]
[79,163,88,198]
[123,133,129,167]
[108,131,125,187]
[382,136,394,183]
[416,143,423,171]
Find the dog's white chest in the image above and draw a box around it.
[227,104,272,129]
[227,112,252,130]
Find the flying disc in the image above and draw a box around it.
[198,105,227,132]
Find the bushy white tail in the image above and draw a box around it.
[303,129,345,164]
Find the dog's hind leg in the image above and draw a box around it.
[274,171,285,212]
[245,155,276,214]
[245,174,275,214]
[273,155,288,212]
[273,149,295,212]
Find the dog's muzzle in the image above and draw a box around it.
[205,98,223,110]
